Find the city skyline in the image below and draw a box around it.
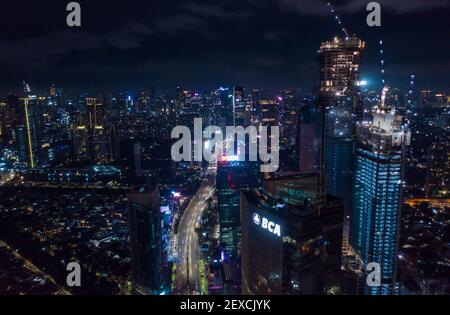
[0,0,449,300]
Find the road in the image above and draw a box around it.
[0,171,15,186]
[174,177,215,294]
[0,240,71,295]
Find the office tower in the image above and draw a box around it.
[258,98,279,177]
[86,97,104,129]
[127,178,164,294]
[324,97,355,214]
[17,96,43,168]
[73,126,90,162]
[298,103,317,174]
[419,89,432,108]
[120,140,143,179]
[107,118,120,163]
[2,95,19,146]
[50,84,56,97]
[84,97,109,163]
[349,88,411,295]
[233,86,246,126]
[259,99,278,127]
[175,86,185,111]
[147,139,176,183]
[217,156,259,257]
[215,87,233,126]
[425,142,450,197]
[56,88,64,107]
[317,36,365,243]
[278,89,301,172]
[240,174,344,295]
[136,90,149,113]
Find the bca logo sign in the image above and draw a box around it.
[253,213,281,237]
[253,213,261,225]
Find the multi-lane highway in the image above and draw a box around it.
[174,176,215,294]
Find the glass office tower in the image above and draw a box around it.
[217,157,259,257]
[350,88,411,295]
[127,178,164,294]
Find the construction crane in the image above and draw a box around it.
[407,73,415,109]
[326,2,350,38]
[379,40,386,87]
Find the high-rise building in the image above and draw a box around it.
[349,88,411,294]
[317,36,365,109]
[240,174,344,294]
[50,84,56,97]
[73,125,90,161]
[86,97,104,129]
[17,96,43,168]
[324,97,356,216]
[317,36,365,242]
[136,90,150,113]
[425,142,450,197]
[127,178,164,294]
[217,156,259,257]
[298,103,317,174]
[84,97,110,163]
[419,89,432,108]
[279,89,302,173]
[233,86,246,126]
[120,140,143,179]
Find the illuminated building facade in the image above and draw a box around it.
[241,174,344,295]
[425,142,450,197]
[233,86,247,126]
[127,179,164,295]
[317,36,365,237]
[17,96,43,168]
[217,157,259,256]
[350,89,411,294]
[73,125,90,161]
[317,36,365,109]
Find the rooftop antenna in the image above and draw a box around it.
[326,2,350,38]
[22,81,31,94]
[380,86,389,110]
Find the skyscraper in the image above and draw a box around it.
[73,125,90,162]
[217,156,259,257]
[317,36,365,109]
[233,86,246,126]
[349,87,411,295]
[127,178,164,294]
[317,36,365,240]
[17,96,43,168]
[240,174,344,294]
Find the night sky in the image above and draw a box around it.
[1,0,449,93]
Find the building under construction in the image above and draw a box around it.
[317,36,365,109]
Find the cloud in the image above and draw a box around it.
[277,0,450,15]
[277,0,329,16]
[0,24,155,68]
[154,14,206,34]
[183,2,251,19]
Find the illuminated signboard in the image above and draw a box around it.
[221,155,239,162]
[253,213,281,237]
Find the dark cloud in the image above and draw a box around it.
[183,2,251,19]
[0,0,448,91]
[278,0,450,15]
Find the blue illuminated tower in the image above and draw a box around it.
[350,87,410,295]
